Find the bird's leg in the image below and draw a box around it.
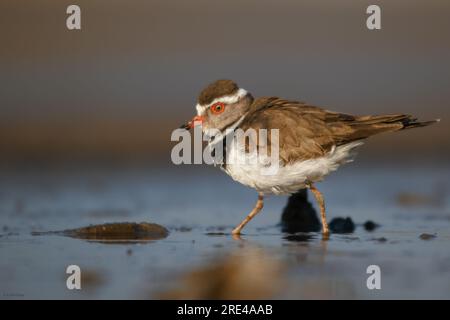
[231,193,264,235]
[306,182,330,236]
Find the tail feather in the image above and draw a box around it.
[333,114,439,144]
[351,114,440,132]
[401,117,440,130]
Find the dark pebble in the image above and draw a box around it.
[364,220,379,231]
[329,217,355,234]
[372,237,388,243]
[419,233,437,240]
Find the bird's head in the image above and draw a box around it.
[180,80,254,134]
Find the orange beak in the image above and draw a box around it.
[180,115,204,130]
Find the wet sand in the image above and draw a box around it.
[1,164,449,299]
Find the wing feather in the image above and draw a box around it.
[239,97,427,164]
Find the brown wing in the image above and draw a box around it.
[239,97,436,164]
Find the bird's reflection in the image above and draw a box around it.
[283,233,317,242]
[158,245,285,299]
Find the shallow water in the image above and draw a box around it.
[1,164,449,299]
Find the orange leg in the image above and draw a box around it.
[307,183,330,236]
[232,193,264,235]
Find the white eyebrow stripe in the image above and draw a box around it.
[196,88,248,115]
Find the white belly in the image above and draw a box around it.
[222,141,363,195]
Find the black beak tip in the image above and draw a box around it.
[179,124,189,130]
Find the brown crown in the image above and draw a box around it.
[197,79,239,106]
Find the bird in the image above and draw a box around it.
[180,79,439,236]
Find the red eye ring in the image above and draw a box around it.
[210,102,226,114]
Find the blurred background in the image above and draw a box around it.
[0,0,449,168]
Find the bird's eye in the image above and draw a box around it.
[210,102,226,115]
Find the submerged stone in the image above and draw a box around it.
[33,222,169,242]
[280,189,321,233]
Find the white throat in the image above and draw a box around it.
[205,115,246,146]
